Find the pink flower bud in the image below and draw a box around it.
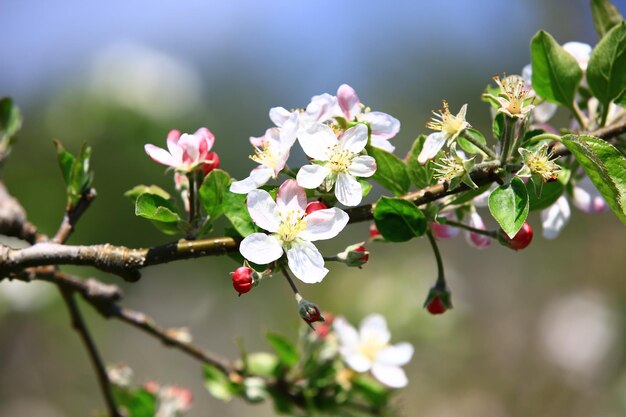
[337,242,369,267]
[369,223,383,240]
[231,266,254,296]
[201,152,221,176]
[305,200,328,215]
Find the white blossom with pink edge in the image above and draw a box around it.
[230,113,299,194]
[296,123,376,207]
[333,314,413,388]
[431,211,460,240]
[239,180,349,283]
[269,93,337,132]
[144,128,216,173]
[541,176,608,239]
[465,211,492,248]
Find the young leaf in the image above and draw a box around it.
[367,146,410,195]
[266,333,299,368]
[54,140,76,187]
[591,0,624,39]
[135,193,182,234]
[560,134,626,225]
[54,141,94,206]
[204,364,240,401]
[530,30,583,107]
[405,135,437,189]
[587,22,626,110]
[528,168,571,211]
[112,388,157,417]
[457,129,488,155]
[124,185,171,203]
[488,177,529,237]
[373,196,427,242]
[223,190,257,237]
[0,97,22,140]
[199,169,231,223]
[492,113,505,140]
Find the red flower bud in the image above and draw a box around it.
[201,152,220,176]
[499,221,533,250]
[337,242,369,267]
[369,223,382,240]
[231,266,254,296]
[305,200,328,215]
[425,296,447,315]
[423,286,453,315]
[298,298,324,324]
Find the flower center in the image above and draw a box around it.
[426,100,465,137]
[357,334,387,362]
[328,144,353,173]
[277,210,307,243]
[494,75,530,115]
[250,141,279,169]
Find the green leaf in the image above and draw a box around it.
[530,30,583,107]
[112,387,157,417]
[204,363,240,401]
[373,196,427,242]
[223,190,257,237]
[591,0,624,39]
[528,168,570,211]
[54,141,94,206]
[199,169,231,222]
[457,129,487,155]
[561,134,626,224]
[124,185,171,203]
[54,140,76,187]
[587,22,626,110]
[352,376,389,407]
[488,177,529,237]
[0,98,22,140]
[492,113,505,140]
[405,135,437,189]
[359,178,373,197]
[367,146,410,195]
[135,193,181,234]
[266,333,299,368]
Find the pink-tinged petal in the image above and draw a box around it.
[348,155,376,178]
[465,212,491,248]
[194,127,215,151]
[297,164,331,189]
[335,173,362,207]
[298,123,336,161]
[541,196,571,239]
[431,211,460,239]
[417,132,446,164]
[246,188,280,232]
[276,179,307,213]
[279,112,299,149]
[359,314,391,345]
[249,132,267,148]
[337,84,361,120]
[371,364,408,388]
[305,93,337,123]
[144,144,177,167]
[340,123,369,154]
[230,166,274,194]
[240,233,284,265]
[370,137,395,152]
[300,207,349,241]
[269,107,292,127]
[333,317,359,350]
[375,343,414,367]
[563,42,592,70]
[533,101,558,123]
[286,240,328,283]
[166,132,184,163]
[360,111,400,141]
[167,129,182,146]
[344,352,372,372]
[572,176,608,214]
[177,133,199,165]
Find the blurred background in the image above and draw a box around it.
[1,0,626,416]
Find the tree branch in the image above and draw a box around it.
[53,188,97,243]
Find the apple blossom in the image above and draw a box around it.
[418,100,470,164]
[465,211,492,248]
[333,314,413,388]
[431,211,460,240]
[488,74,534,119]
[432,144,478,190]
[239,180,349,283]
[230,113,299,194]
[296,123,376,207]
[144,128,216,173]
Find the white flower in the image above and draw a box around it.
[296,123,376,207]
[418,100,470,164]
[239,180,349,283]
[490,74,534,119]
[144,128,216,173]
[230,113,299,194]
[333,314,413,388]
[465,210,492,249]
[269,93,338,133]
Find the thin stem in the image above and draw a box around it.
[500,117,516,165]
[426,230,445,288]
[440,218,498,238]
[187,173,196,225]
[59,288,122,417]
[282,165,297,179]
[572,101,588,130]
[461,132,497,159]
[53,188,97,244]
[525,133,562,147]
[599,103,610,128]
[279,263,300,297]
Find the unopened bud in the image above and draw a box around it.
[201,152,221,176]
[305,200,328,215]
[337,242,369,267]
[230,266,256,296]
[423,286,453,315]
[369,223,383,241]
[497,221,533,250]
[298,298,324,325]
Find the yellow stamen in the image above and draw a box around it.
[426,100,466,136]
[277,210,307,243]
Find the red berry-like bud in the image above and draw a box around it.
[423,286,453,315]
[305,200,328,215]
[298,298,324,324]
[231,266,254,296]
[369,223,383,240]
[499,221,533,250]
[337,242,369,267]
[425,296,447,315]
[201,152,220,176]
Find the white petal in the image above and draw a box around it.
[298,123,336,161]
[348,155,376,178]
[371,364,408,388]
[239,233,284,265]
[296,164,331,189]
[247,188,280,232]
[229,166,273,194]
[337,84,361,120]
[144,144,177,167]
[286,240,328,283]
[375,343,414,366]
[563,42,592,70]
[335,173,362,207]
[457,103,468,120]
[572,176,608,214]
[333,317,359,350]
[279,112,299,148]
[340,123,369,154]
[359,314,391,345]
[269,107,291,127]
[533,101,558,123]
[344,352,372,373]
[464,211,491,249]
[522,64,533,85]
[304,93,337,123]
[417,132,446,164]
[276,179,307,213]
[300,208,349,241]
[370,137,395,152]
[360,111,400,141]
[541,196,571,239]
